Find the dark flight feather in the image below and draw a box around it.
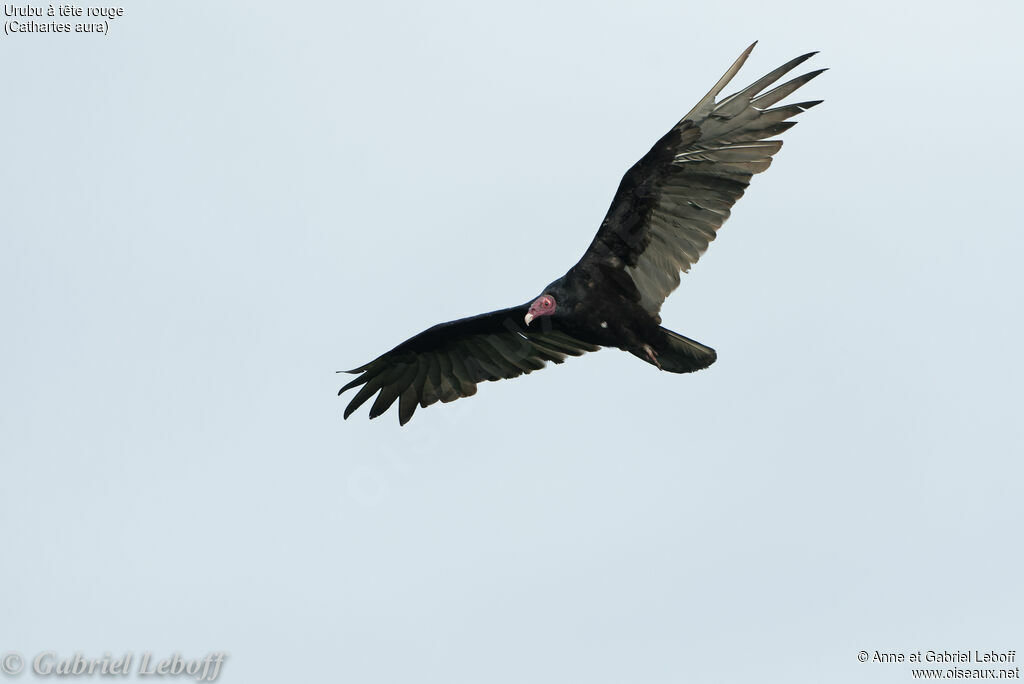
[574,45,825,317]
[341,307,598,425]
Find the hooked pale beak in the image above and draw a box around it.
[524,313,534,326]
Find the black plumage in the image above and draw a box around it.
[340,43,824,424]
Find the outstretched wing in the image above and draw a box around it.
[339,307,599,425]
[575,43,824,316]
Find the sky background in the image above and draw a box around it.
[3,1,1023,682]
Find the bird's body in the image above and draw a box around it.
[538,267,707,371]
[341,43,824,424]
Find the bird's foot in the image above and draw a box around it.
[643,344,662,370]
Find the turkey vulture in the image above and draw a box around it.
[341,43,823,425]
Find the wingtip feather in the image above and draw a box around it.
[680,43,758,122]
[339,375,369,395]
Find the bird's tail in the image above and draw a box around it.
[632,328,717,374]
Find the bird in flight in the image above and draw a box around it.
[341,43,824,425]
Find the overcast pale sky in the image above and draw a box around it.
[3,1,1022,683]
